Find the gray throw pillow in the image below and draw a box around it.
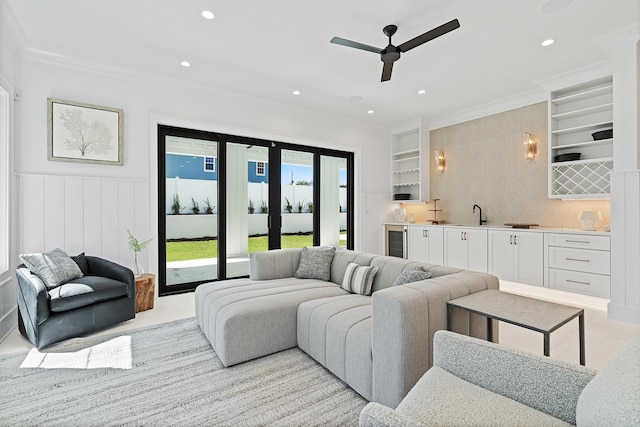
[392,267,432,286]
[20,248,84,290]
[295,246,336,281]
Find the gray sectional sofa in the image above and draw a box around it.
[195,247,499,407]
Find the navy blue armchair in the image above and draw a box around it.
[16,255,136,349]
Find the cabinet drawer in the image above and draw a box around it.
[548,268,610,298]
[547,233,610,250]
[548,247,610,274]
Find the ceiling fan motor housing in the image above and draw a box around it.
[381,45,401,63]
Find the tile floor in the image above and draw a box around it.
[1,290,639,370]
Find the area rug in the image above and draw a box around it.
[0,318,367,426]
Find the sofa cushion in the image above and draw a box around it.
[295,246,336,281]
[330,249,376,286]
[342,263,378,295]
[396,366,572,427]
[20,248,83,290]
[297,294,373,400]
[48,276,129,312]
[392,267,432,286]
[576,335,640,426]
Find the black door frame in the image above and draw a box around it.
[158,125,355,296]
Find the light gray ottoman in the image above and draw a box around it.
[195,277,348,366]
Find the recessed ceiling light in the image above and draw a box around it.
[292,90,301,95]
[541,39,555,47]
[201,10,215,20]
[180,61,191,67]
[418,89,426,95]
[367,110,374,114]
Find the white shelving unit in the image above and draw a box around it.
[548,76,613,199]
[391,118,429,202]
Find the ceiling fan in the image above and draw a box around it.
[330,19,460,82]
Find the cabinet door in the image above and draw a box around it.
[425,226,444,265]
[513,232,544,286]
[407,226,427,262]
[444,228,467,269]
[466,229,488,273]
[488,230,515,280]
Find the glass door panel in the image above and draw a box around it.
[320,155,348,247]
[164,135,218,286]
[225,142,269,278]
[281,149,314,249]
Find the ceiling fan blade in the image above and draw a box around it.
[330,36,382,54]
[397,19,460,52]
[381,61,394,82]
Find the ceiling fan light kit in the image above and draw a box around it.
[330,19,460,82]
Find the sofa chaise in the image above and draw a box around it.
[195,247,499,407]
[360,330,640,426]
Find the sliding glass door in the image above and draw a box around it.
[158,125,354,295]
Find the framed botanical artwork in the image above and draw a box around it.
[48,98,124,165]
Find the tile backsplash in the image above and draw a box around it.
[401,102,610,230]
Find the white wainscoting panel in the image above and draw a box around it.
[17,174,150,270]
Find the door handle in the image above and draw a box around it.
[513,235,517,245]
[509,235,513,245]
[566,258,590,262]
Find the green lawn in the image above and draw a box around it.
[166,234,314,262]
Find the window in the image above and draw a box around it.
[256,161,265,176]
[204,156,215,172]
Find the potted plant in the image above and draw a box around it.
[127,230,153,277]
[297,199,305,213]
[248,199,255,214]
[260,200,268,214]
[284,197,293,213]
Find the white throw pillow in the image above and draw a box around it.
[341,262,378,296]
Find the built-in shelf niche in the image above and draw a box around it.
[549,76,613,199]
[391,118,429,203]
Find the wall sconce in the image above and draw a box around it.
[434,150,445,172]
[524,132,537,160]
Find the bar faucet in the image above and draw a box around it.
[473,204,487,226]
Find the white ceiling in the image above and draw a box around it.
[4,0,640,127]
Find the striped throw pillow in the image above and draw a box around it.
[341,262,378,296]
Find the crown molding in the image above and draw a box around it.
[428,88,546,130]
[535,61,612,93]
[596,23,640,52]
